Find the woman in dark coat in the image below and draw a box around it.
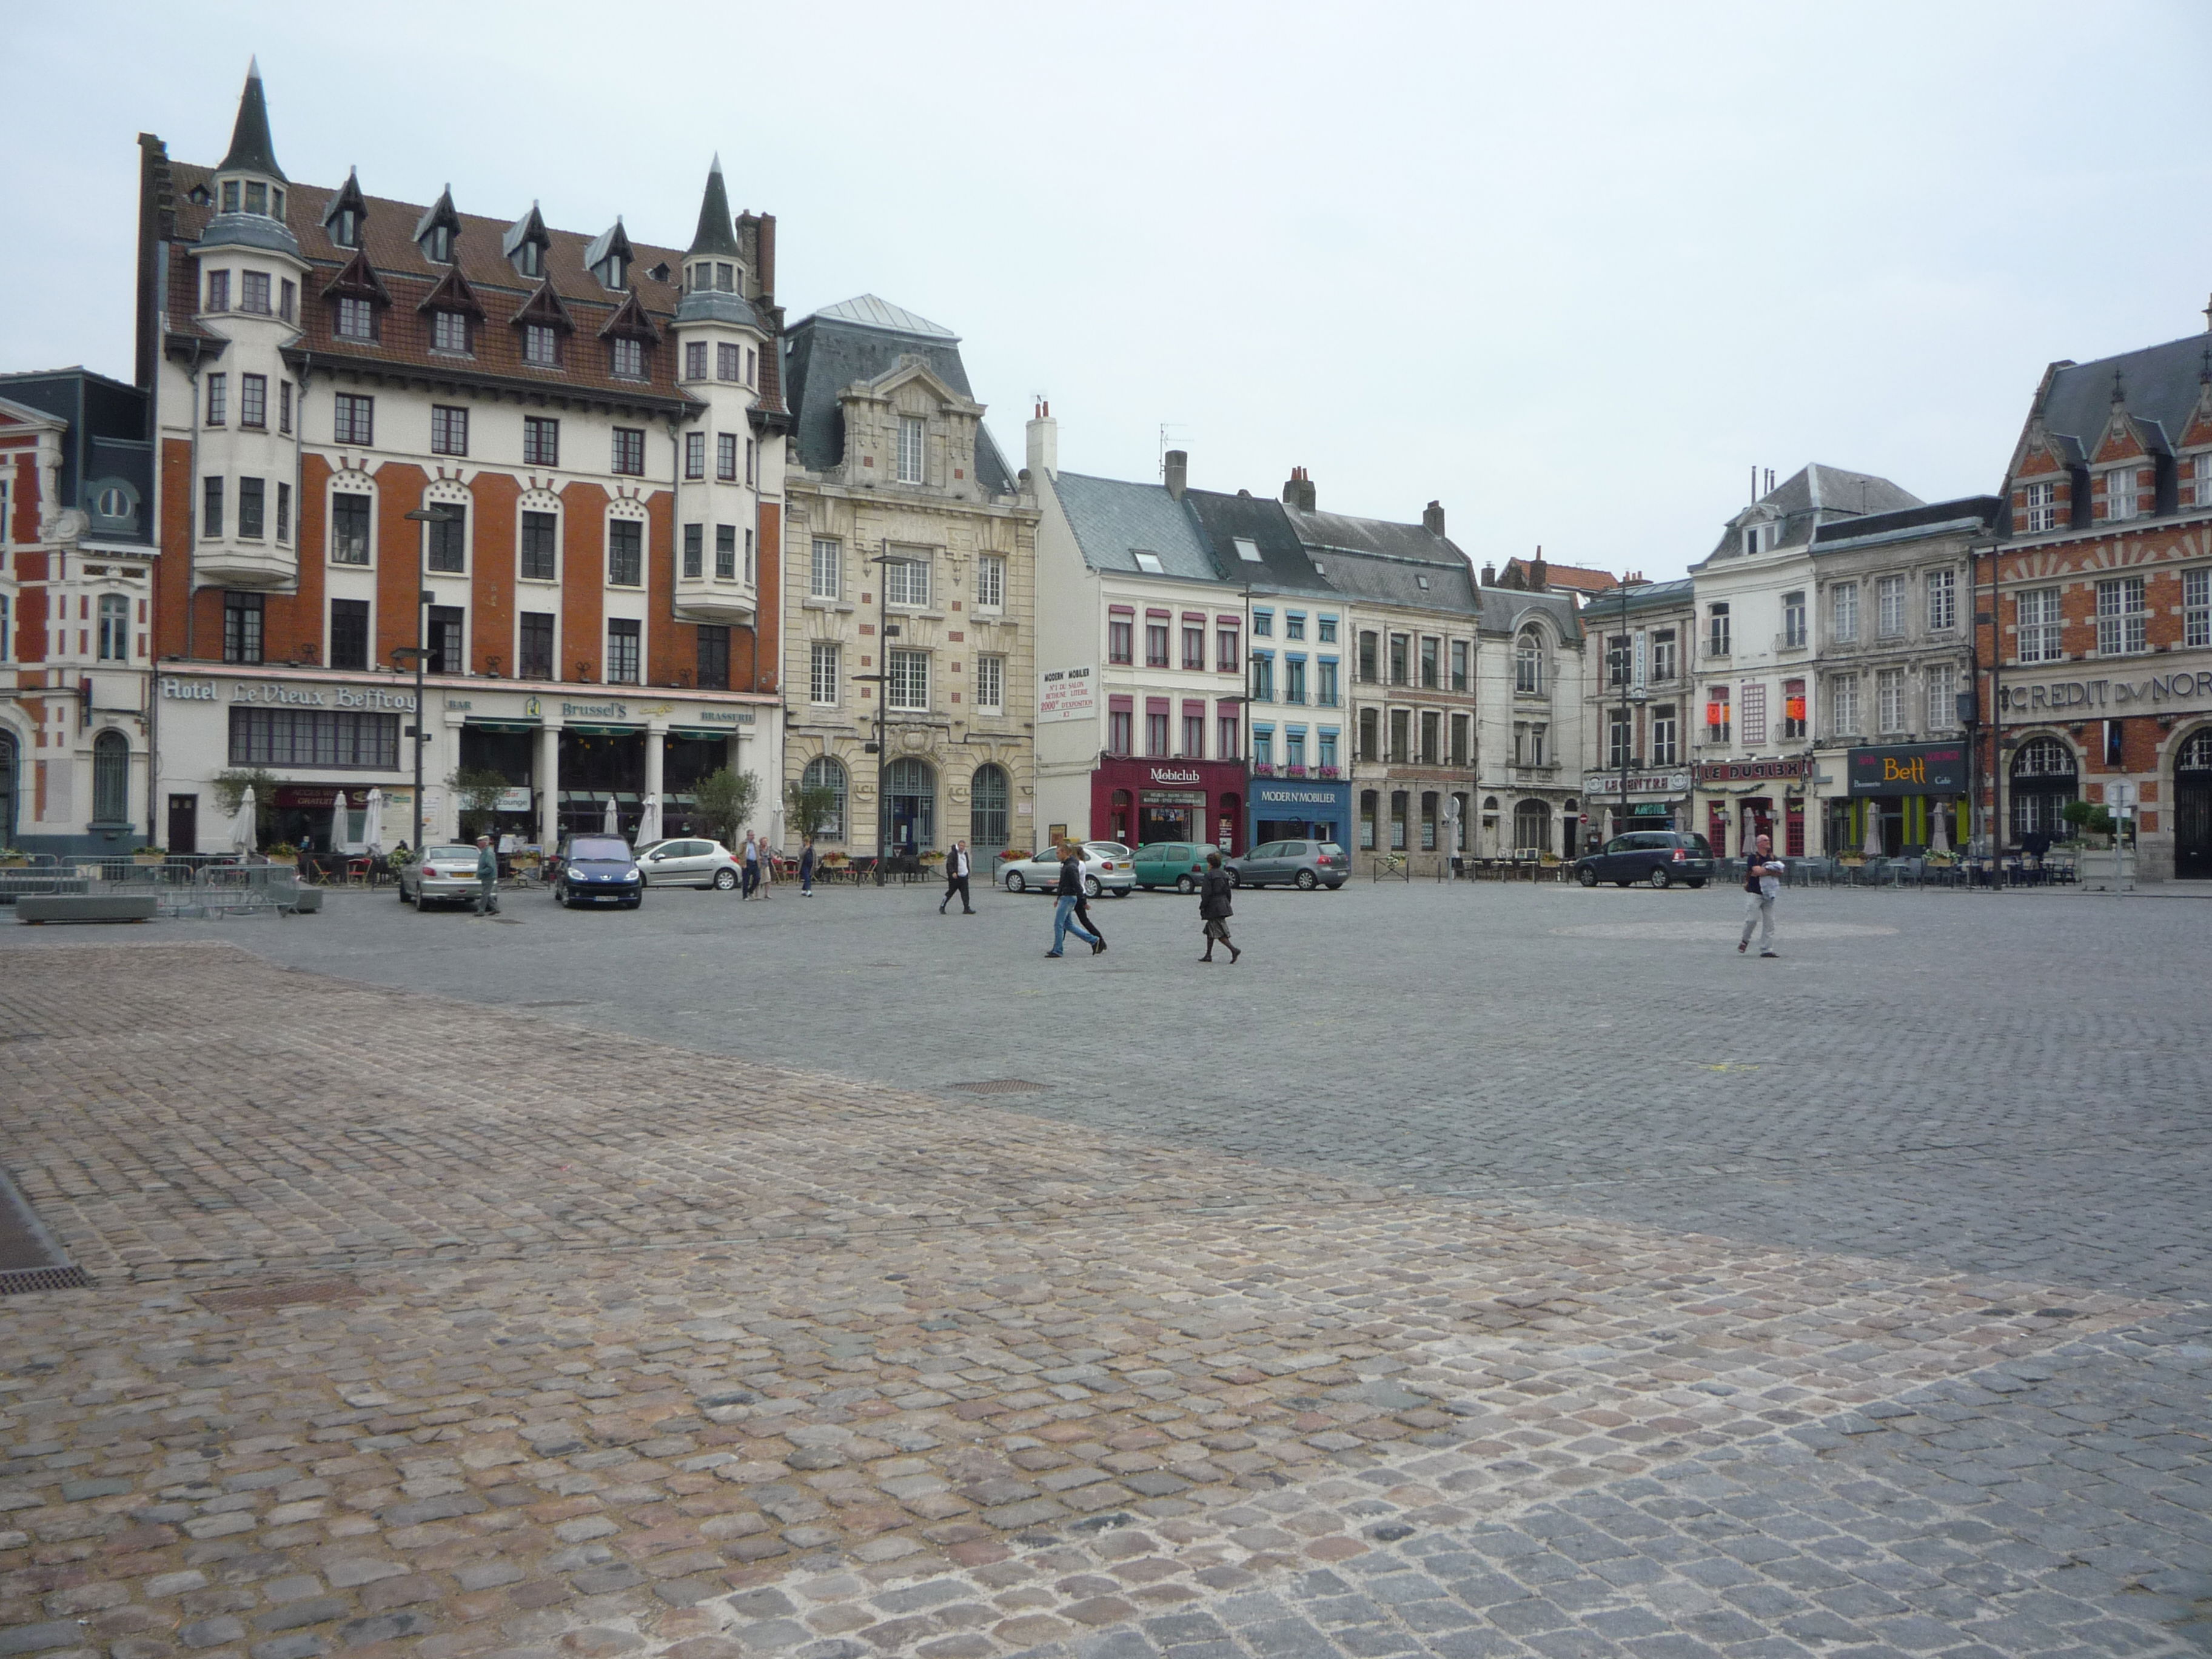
[1198,850,1239,964]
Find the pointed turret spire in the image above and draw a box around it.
[218,57,286,182]
[686,155,742,258]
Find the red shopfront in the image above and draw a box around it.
[1092,758,1247,854]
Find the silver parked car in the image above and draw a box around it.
[999,841,1135,898]
[398,844,485,909]
[1225,839,1350,890]
[637,837,742,889]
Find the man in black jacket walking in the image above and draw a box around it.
[1048,840,1104,957]
[1198,850,1239,964]
[940,840,973,914]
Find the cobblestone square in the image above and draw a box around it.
[2,882,2207,1659]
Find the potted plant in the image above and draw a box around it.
[133,845,168,865]
[0,848,25,868]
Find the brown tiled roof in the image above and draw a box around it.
[166,162,777,414]
[1504,556,1619,594]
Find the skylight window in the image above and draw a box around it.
[1131,550,1164,574]
[1234,538,1262,563]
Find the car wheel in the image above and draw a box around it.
[1226,868,1242,888]
[1577,865,1598,887]
[713,868,738,890]
[1084,876,1103,899]
[1005,871,1026,893]
[1295,868,1319,891]
[1175,874,1196,895]
[1647,867,1672,890]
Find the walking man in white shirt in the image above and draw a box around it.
[1738,831,1783,957]
[940,840,973,914]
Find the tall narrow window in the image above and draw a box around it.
[685,343,708,380]
[237,477,265,539]
[2096,575,2147,655]
[606,619,641,683]
[811,538,842,600]
[1830,582,1858,644]
[1217,624,1239,673]
[976,555,1005,610]
[520,511,557,581]
[2024,480,2059,533]
[715,525,736,580]
[975,654,1004,714]
[329,598,370,671]
[685,432,706,480]
[683,524,704,580]
[1706,603,1732,656]
[205,374,227,426]
[97,594,129,661]
[202,476,224,537]
[717,343,740,381]
[717,432,737,481]
[1876,667,1905,734]
[1740,680,1766,746]
[2105,467,2138,521]
[1514,630,1544,693]
[1704,684,1731,743]
[1146,616,1170,668]
[1389,634,1409,685]
[1318,658,1339,706]
[1182,621,1205,670]
[810,641,840,705]
[1389,708,1410,763]
[1649,705,1678,766]
[697,625,731,690]
[1781,677,1807,739]
[278,380,292,434]
[897,415,925,484]
[519,612,555,679]
[607,519,643,587]
[431,311,470,354]
[1358,631,1378,682]
[205,270,230,312]
[1926,663,1957,731]
[1420,637,1439,689]
[2186,568,2211,649]
[1828,673,1859,737]
[1218,706,1241,760]
[611,428,645,477]
[275,481,291,543]
[426,507,466,574]
[1450,638,1468,691]
[2017,586,2063,663]
[279,279,295,322]
[240,374,267,429]
[427,606,465,676]
[330,492,371,565]
[92,732,130,825]
[1876,575,1906,639]
[1927,568,1957,632]
[223,591,263,664]
[1782,591,1806,649]
[1449,711,1469,767]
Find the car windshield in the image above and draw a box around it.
[428,846,477,862]
[567,838,631,861]
[1686,836,1712,855]
[1086,843,1130,858]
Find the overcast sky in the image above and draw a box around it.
[10,2,2211,579]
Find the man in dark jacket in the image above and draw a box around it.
[1048,840,1103,957]
[1199,850,1239,963]
[940,840,973,914]
[473,835,500,917]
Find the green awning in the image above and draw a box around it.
[565,724,644,737]
[466,720,541,733]
[667,727,738,742]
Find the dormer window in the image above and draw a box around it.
[610,338,645,378]
[426,225,452,263]
[335,297,375,340]
[431,310,470,354]
[189,184,212,207]
[648,262,670,284]
[516,241,544,279]
[332,209,360,248]
[597,254,628,292]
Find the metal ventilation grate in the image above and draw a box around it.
[196,1278,363,1313]
[0,1265,94,1296]
[951,1079,1048,1096]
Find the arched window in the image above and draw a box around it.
[970,763,1010,851]
[1513,798,1550,855]
[800,755,846,840]
[885,756,936,851]
[93,731,130,826]
[2009,736,2077,840]
[1514,628,1545,695]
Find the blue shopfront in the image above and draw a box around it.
[1250,777,1351,847]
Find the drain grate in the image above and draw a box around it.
[196,1278,363,1313]
[951,1079,1048,1096]
[0,1265,94,1296]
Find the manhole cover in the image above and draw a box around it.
[196,1278,363,1313]
[951,1079,1048,1096]
[0,1265,93,1296]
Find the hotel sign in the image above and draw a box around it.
[161,677,416,712]
[1848,742,1965,797]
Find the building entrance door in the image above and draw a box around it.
[2174,728,2212,879]
[167,794,198,854]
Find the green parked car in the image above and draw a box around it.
[1133,841,1214,893]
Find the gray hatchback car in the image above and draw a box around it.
[1225,838,1349,890]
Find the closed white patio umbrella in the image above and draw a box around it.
[1862,800,1885,858]
[1931,798,1951,855]
[363,788,385,854]
[229,785,258,856]
[602,796,620,837]
[636,794,662,847]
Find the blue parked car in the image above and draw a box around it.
[551,834,644,908]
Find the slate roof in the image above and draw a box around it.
[781,298,1010,492]
[1048,472,1221,582]
[1182,490,1327,592]
[1477,584,1584,641]
[2034,333,2212,464]
[216,61,284,182]
[1578,577,1693,622]
[1811,495,1999,553]
[1701,463,1923,562]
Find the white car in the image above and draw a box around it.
[999,841,1135,899]
[636,837,743,889]
[398,844,487,909]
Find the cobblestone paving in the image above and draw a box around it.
[1,887,2208,1659]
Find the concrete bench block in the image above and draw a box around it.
[17,893,159,924]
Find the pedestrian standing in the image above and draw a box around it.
[1738,831,1782,957]
[1198,849,1239,963]
[940,840,974,914]
[1047,839,1103,957]
[798,836,816,897]
[741,831,761,899]
[472,834,501,917]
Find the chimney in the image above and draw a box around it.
[1024,398,1057,480]
[1280,465,1315,512]
[1480,561,1496,586]
[1528,549,1548,589]
[1164,448,1188,501]
[1422,500,1445,536]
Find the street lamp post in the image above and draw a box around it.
[399,505,462,857]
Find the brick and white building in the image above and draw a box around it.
[0,370,158,854]
[1983,307,2212,879]
[136,64,786,853]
